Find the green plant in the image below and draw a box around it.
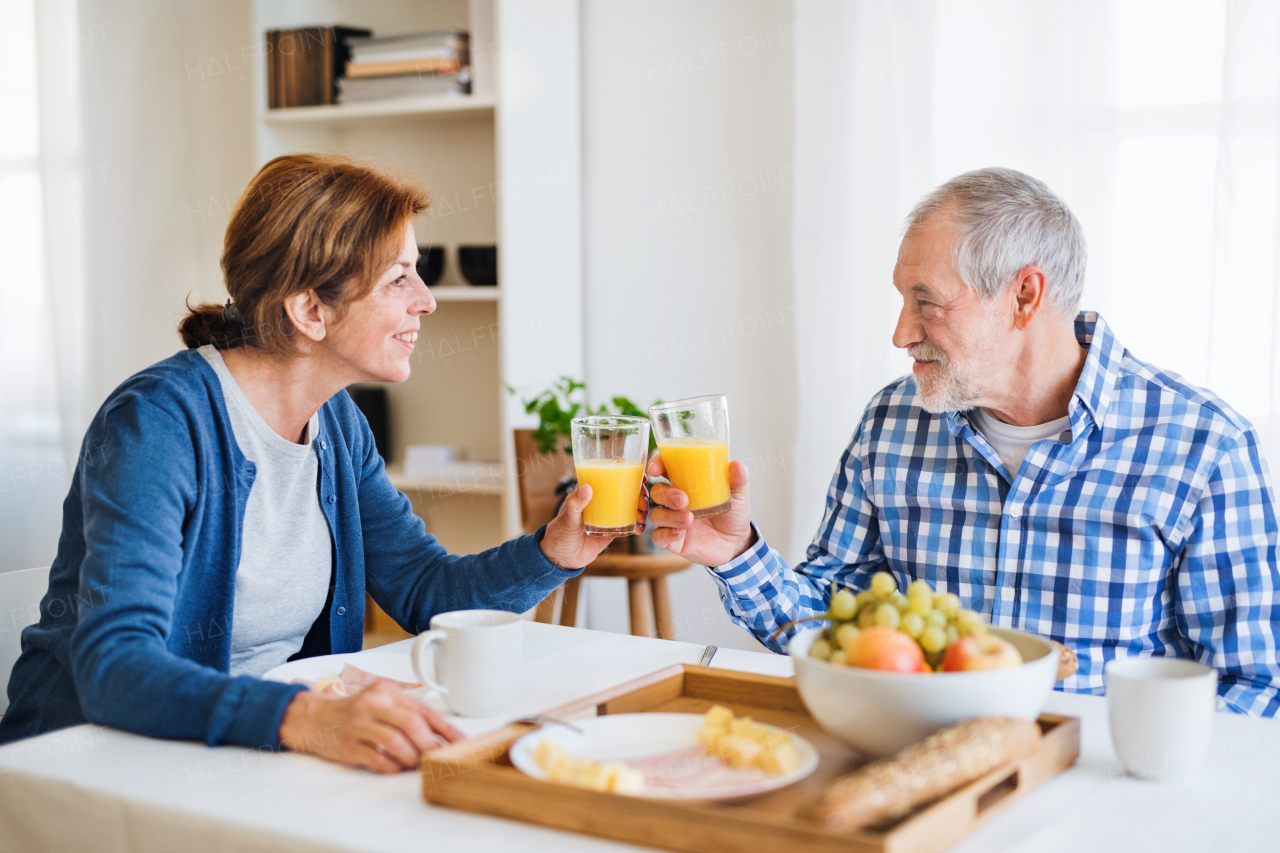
[509,376,660,453]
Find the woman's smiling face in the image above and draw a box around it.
[325,220,436,384]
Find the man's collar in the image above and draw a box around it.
[941,310,1123,437]
[1070,310,1123,432]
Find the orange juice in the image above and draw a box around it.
[657,439,731,516]
[575,459,645,533]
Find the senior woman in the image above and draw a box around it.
[0,153,622,773]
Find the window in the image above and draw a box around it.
[0,0,71,572]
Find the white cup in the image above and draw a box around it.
[411,610,522,717]
[1106,656,1218,782]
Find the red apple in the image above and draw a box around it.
[847,627,927,673]
[941,635,1023,672]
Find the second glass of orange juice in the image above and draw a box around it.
[648,395,731,518]
[570,416,650,536]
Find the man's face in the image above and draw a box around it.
[891,219,1007,414]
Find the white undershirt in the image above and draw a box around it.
[199,346,332,678]
[969,408,1072,477]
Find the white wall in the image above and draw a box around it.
[581,0,798,652]
[78,0,257,408]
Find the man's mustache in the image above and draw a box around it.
[908,344,948,363]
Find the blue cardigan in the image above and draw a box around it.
[0,350,577,748]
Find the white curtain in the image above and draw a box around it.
[0,0,84,573]
[791,0,1280,556]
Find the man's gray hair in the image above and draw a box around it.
[904,168,1086,318]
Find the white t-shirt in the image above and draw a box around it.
[969,408,1072,478]
[199,346,333,678]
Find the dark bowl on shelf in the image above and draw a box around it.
[416,246,445,286]
[457,245,498,286]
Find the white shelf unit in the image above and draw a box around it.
[429,286,500,302]
[384,466,506,496]
[261,94,496,124]
[251,0,583,558]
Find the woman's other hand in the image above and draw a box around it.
[540,483,644,569]
[647,457,755,567]
[278,680,464,773]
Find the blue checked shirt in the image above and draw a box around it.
[713,312,1280,716]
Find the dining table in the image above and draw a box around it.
[1,620,1278,853]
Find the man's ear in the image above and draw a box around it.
[283,289,328,342]
[1010,266,1047,331]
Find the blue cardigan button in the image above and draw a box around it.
[327,494,336,505]
[337,606,347,616]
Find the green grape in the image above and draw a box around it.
[900,612,925,639]
[890,591,909,612]
[835,622,861,650]
[907,579,934,601]
[855,590,878,611]
[875,602,901,629]
[945,625,960,646]
[907,596,933,617]
[829,589,857,621]
[939,593,962,618]
[956,609,986,636]
[919,626,947,653]
[858,607,879,630]
[810,639,833,660]
[871,572,897,599]
[926,609,949,630]
[829,650,847,665]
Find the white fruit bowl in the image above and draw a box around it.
[789,626,1058,757]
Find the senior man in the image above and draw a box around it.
[650,167,1280,715]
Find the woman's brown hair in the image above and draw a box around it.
[179,153,429,353]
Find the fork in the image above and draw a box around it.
[513,715,585,734]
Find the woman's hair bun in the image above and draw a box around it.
[178,298,252,350]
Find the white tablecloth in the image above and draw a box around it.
[1,622,1277,853]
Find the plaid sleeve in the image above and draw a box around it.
[708,416,888,653]
[1175,426,1280,716]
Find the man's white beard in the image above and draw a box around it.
[908,309,1003,414]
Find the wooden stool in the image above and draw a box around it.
[534,552,691,639]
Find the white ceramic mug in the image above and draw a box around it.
[411,610,522,717]
[1106,656,1218,782]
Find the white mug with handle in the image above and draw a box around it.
[411,609,523,717]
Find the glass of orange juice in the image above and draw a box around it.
[570,416,650,536]
[648,395,731,518]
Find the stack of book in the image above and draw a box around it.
[338,31,471,103]
[265,25,371,109]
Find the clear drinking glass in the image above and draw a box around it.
[648,394,731,518]
[570,416,650,536]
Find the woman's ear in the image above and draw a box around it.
[283,289,329,343]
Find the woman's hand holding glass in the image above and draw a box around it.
[539,482,649,569]
[278,679,464,774]
[646,456,755,567]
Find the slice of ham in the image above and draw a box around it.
[623,745,769,791]
[291,663,422,696]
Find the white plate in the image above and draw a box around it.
[509,712,819,801]
[262,653,418,686]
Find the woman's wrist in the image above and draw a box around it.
[278,689,316,750]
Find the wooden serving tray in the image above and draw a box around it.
[420,665,1080,853]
